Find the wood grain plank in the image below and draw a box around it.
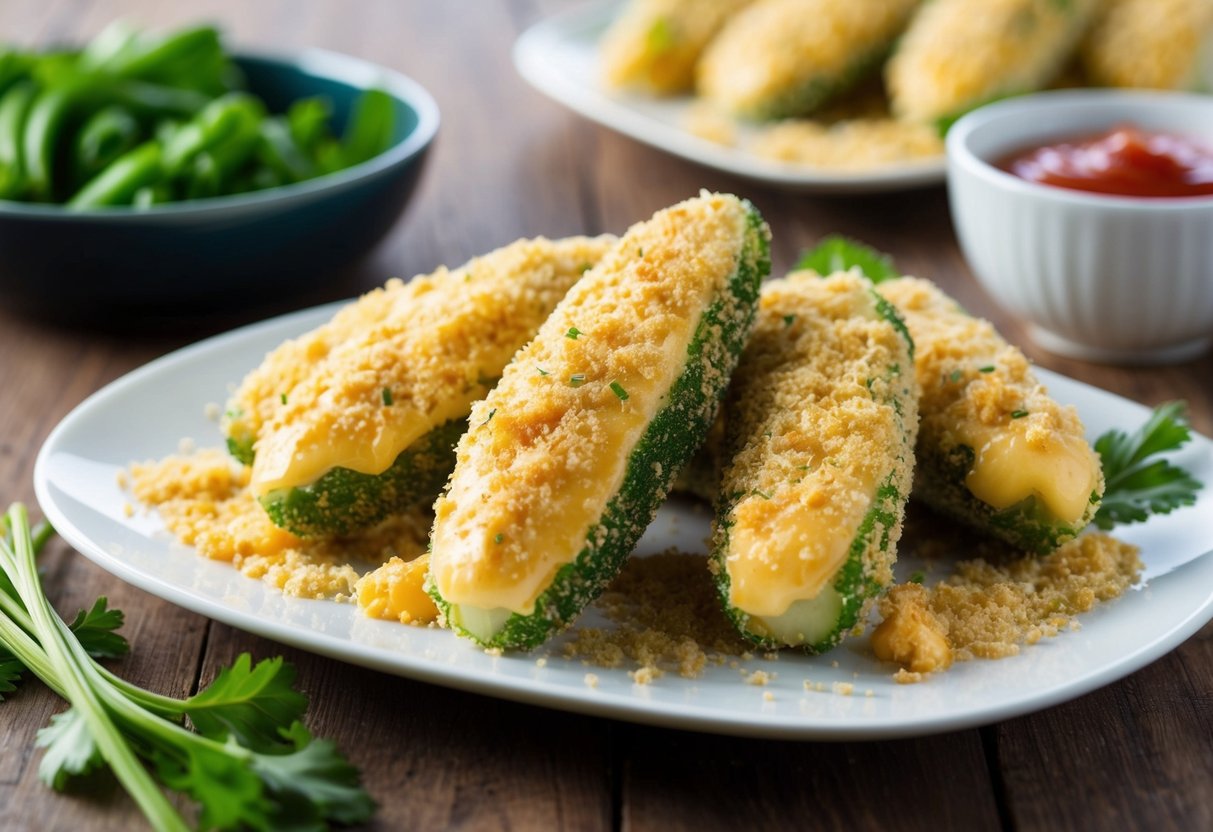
[995,622,1213,832]
[620,724,1002,832]
[197,623,614,831]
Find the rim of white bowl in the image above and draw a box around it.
[0,47,440,221]
[947,88,1213,211]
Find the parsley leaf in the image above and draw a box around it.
[796,235,900,284]
[68,598,129,660]
[0,503,375,830]
[183,654,307,752]
[251,722,377,827]
[1093,402,1203,529]
[36,708,105,789]
[0,654,23,701]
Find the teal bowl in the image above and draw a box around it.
[0,49,439,322]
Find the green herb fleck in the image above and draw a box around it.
[381,388,393,406]
[536,367,550,376]
[494,533,504,544]
[979,365,996,373]
[609,381,629,401]
[909,570,925,584]
[579,262,593,273]
[949,369,964,384]
[646,17,674,52]
[566,326,582,340]
[1011,410,1029,419]
[569,374,587,387]
[483,408,496,425]
[752,489,772,500]
[783,314,796,327]
[279,393,287,405]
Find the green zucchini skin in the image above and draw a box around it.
[225,408,255,466]
[711,280,917,654]
[432,205,771,650]
[715,475,904,653]
[912,443,1100,556]
[258,418,465,538]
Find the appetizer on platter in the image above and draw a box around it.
[428,192,770,648]
[697,0,921,120]
[712,270,918,651]
[1080,0,1213,90]
[876,277,1104,553]
[225,235,616,536]
[886,0,1099,125]
[600,0,753,94]
[797,237,1105,553]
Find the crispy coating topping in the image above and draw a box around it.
[431,193,755,614]
[230,235,614,494]
[698,0,920,118]
[720,271,917,618]
[887,0,1099,122]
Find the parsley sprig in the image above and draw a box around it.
[796,235,900,283]
[0,503,373,831]
[1093,403,1203,530]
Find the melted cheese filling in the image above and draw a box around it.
[727,467,874,617]
[251,398,470,497]
[244,236,614,497]
[962,425,1098,524]
[433,309,701,614]
[431,193,749,616]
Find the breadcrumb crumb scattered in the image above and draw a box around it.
[873,532,1141,679]
[565,550,751,682]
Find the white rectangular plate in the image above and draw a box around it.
[512,1,947,194]
[34,302,1213,740]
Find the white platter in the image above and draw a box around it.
[512,1,947,194]
[34,302,1213,740]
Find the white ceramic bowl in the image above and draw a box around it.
[947,90,1213,364]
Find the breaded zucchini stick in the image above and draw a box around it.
[697,0,921,120]
[600,0,752,94]
[712,271,918,652]
[429,193,770,649]
[886,0,1099,125]
[878,277,1104,554]
[1081,0,1213,90]
[228,235,616,536]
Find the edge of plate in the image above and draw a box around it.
[30,308,1213,742]
[511,1,947,195]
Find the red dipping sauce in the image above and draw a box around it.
[999,124,1213,198]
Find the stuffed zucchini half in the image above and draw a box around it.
[886,0,1099,126]
[600,0,753,94]
[227,235,616,537]
[1080,0,1213,91]
[877,277,1104,554]
[712,271,918,652]
[428,192,770,649]
[696,0,921,120]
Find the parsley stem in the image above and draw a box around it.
[6,504,188,832]
[0,554,178,716]
[0,607,64,697]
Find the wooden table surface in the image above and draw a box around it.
[2,2,1211,830]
